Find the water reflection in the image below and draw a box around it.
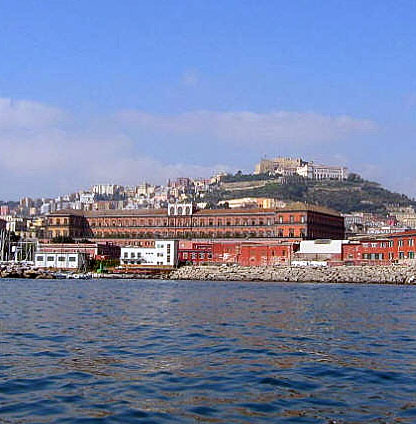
[1,279,416,422]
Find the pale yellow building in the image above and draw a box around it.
[218,197,286,209]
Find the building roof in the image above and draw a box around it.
[387,230,416,238]
[194,208,276,216]
[48,209,86,216]
[49,209,167,217]
[84,209,167,217]
[38,242,99,248]
[281,202,341,216]
[49,203,342,218]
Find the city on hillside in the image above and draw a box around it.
[1,157,415,248]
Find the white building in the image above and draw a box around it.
[292,239,350,266]
[168,203,194,216]
[135,183,155,197]
[40,203,51,215]
[120,240,178,267]
[298,240,349,255]
[92,184,122,197]
[296,163,348,180]
[79,192,96,204]
[5,216,28,233]
[35,252,87,269]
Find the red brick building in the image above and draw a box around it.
[178,241,213,264]
[213,241,292,266]
[177,240,293,266]
[45,203,344,242]
[389,230,416,261]
[239,243,291,266]
[341,240,393,265]
[342,231,416,264]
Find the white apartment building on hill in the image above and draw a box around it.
[296,163,348,180]
[92,184,122,197]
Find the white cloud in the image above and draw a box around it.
[0,98,230,197]
[0,97,64,130]
[7,97,413,200]
[0,128,222,194]
[116,110,377,147]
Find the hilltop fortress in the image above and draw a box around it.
[254,157,348,180]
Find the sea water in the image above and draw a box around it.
[1,279,416,423]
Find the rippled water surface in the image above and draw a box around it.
[1,279,416,423]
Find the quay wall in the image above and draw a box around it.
[168,264,416,284]
[2,264,416,284]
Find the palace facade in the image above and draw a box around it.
[45,203,345,242]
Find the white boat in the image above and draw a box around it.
[71,273,92,280]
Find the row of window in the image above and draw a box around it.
[362,242,394,248]
[36,255,77,262]
[50,230,84,237]
[362,253,385,260]
[88,216,307,227]
[181,251,287,260]
[182,252,213,260]
[122,259,169,265]
[124,252,143,258]
[52,218,69,225]
[50,218,85,226]
[122,251,168,259]
[360,251,416,260]
[90,221,277,228]
[398,239,415,247]
[93,229,305,238]
[399,251,415,259]
[362,239,416,248]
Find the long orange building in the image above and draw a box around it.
[45,202,344,243]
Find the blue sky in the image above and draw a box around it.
[0,0,415,199]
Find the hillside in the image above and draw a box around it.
[203,174,416,214]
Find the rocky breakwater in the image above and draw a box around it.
[168,264,416,284]
[0,265,55,279]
